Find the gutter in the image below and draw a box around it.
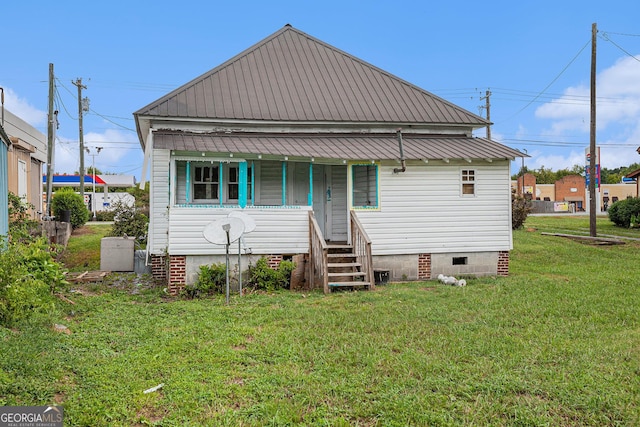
[393,129,406,174]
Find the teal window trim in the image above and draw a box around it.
[308,163,313,206]
[238,161,247,208]
[218,162,224,206]
[351,162,380,210]
[281,161,287,206]
[185,161,191,203]
[251,161,255,206]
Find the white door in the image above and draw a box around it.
[18,160,28,200]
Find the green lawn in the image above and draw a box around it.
[1,216,639,426]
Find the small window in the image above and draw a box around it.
[461,170,475,196]
[228,166,239,200]
[452,257,468,265]
[352,163,379,209]
[194,165,219,200]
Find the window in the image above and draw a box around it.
[352,163,379,209]
[177,160,252,206]
[228,166,239,200]
[461,169,475,196]
[194,165,219,200]
[227,165,253,202]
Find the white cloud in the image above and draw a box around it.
[535,55,640,133]
[53,128,141,176]
[529,55,640,170]
[1,86,47,126]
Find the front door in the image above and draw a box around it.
[313,165,347,242]
[291,163,347,242]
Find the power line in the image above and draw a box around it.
[495,38,592,125]
[600,32,640,63]
[87,109,136,132]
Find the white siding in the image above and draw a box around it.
[149,149,170,255]
[355,160,513,255]
[168,206,311,255]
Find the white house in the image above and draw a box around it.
[134,25,523,294]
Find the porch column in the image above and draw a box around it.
[281,161,287,206]
[238,161,247,208]
[185,161,191,203]
[308,162,313,206]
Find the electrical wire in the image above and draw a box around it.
[495,38,592,125]
[601,32,640,63]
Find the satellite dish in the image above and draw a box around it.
[228,211,256,234]
[203,217,245,245]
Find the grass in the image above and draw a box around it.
[1,216,640,425]
[58,223,112,271]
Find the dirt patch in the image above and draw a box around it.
[70,226,96,236]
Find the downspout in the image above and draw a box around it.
[393,129,406,174]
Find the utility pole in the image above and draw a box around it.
[589,23,597,237]
[87,146,103,219]
[46,64,57,217]
[480,89,492,139]
[72,78,88,201]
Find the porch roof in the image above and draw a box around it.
[153,131,523,161]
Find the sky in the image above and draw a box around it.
[2,1,640,181]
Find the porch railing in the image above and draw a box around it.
[308,211,329,293]
[350,211,375,290]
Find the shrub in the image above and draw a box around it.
[608,197,640,228]
[512,191,532,230]
[51,188,90,229]
[0,238,68,327]
[246,257,296,292]
[94,210,115,222]
[8,192,40,243]
[109,201,149,244]
[183,263,228,298]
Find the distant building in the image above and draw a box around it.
[42,174,137,213]
[3,109,47,218]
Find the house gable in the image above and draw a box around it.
[135,25,488,143]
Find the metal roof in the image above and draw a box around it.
[135,25,488,127]
[153,131,522,161]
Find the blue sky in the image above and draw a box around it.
[2,1,639,179]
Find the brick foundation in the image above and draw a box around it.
[497,251,509,276]
[418,253,431,280]
[168,255,187,295]
[151,255,167,282]
[267,254,283,270]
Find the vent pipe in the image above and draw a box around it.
[393,129,406,174]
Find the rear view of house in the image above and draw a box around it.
[134,25,522,294]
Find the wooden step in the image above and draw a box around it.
[327,244,352,250]
[328,281,371,288]
[328,271,366,278]
[328,253,357,258]
[328,262,362,268]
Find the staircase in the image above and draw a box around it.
[309,211,375,294]
[327,244,372,290]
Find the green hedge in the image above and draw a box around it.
[608,197,640,228]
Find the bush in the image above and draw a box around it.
[608,197,640,228]
[0,238,68,327]
[183,263,228,298]
[109,201,149,244]
[246,257,296,292]
[51,188,89,229]
[94,210,115,222]
[512,191,532,230]
[8,192,40,243]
